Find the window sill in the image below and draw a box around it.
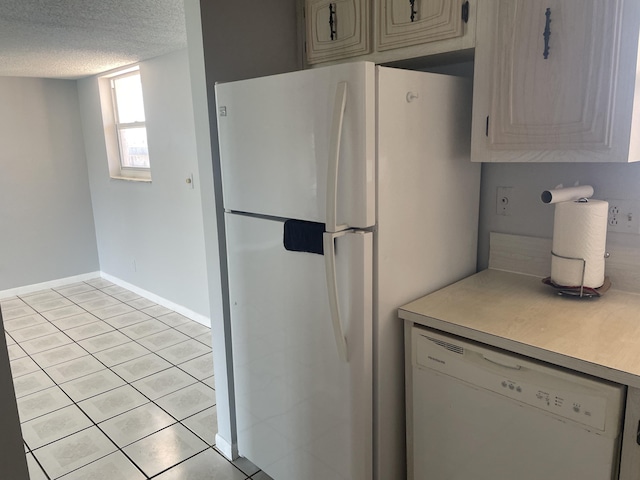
[109,175,152,183]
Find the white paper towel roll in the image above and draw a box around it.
[551,199,608,288]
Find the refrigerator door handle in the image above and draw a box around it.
[323,231,349,362]
[326,81,348,233]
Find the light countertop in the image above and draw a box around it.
[399,269,640,387]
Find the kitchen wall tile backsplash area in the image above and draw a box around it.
[479,162,640,273]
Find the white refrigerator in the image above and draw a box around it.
[215,61,480,480]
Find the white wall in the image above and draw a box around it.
[77,49,210,320]
[0,78,99,291]
[184,0,301,459]
[183,0,230,454]
[478,162,640,268]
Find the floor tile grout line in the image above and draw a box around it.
[11,302,183,415]
[212,446,260,479]
[8,295,101,387]
[5,317,67,344]
[4,282,228,472]
[91,420,157,480]
[38,352,213,466]
[3,313,53,332]
[24,335,94,370]
[28,347,175,477]
[27,449,53,480]
[56,284,208,359]
[41,427,146,480]
[12,290,209,377]
[35,367,218,477]
[25,365,125,478]
[19,337,212,410]
[6,287,207,345]
[15,345,213,426]
[144,445,212,479]
[12,336,91,400]
[27,343,206,478]
[36,357,215,477]
[5,278,223,479]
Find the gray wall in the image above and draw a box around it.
[183,0,230,452]
[0,77,99,291]
[199,2,302,84]
[184,0,301,458]
[77,49,210,319]
[478,162,640,268]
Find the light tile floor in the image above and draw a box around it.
[1,277,272,480]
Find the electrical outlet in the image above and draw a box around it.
[496,187,514,216]
[606,199,640,234]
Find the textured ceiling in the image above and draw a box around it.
[0,0,187,79]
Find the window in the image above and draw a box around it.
[99,65,152,181]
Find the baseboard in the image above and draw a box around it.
[0,272,101,300]
[0,271,212,327]
[214,434,238,460]
[99,273,211,327]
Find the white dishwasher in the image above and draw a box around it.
[409,326,626,480]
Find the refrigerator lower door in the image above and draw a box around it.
[226,213,372,480]
[216,62,375,230]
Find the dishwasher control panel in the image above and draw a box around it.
[491,374,607,431]
[413,328,624,435]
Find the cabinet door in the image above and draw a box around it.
[306,0,370,64]
[377,0,467,51]
[487,0,620,151]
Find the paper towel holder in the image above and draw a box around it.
[551,251,587,297]
[548,250,610,298]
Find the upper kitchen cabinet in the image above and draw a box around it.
[377,0,467,51]
[304,0,476,65]
[305,0,371,64]
[471,0,640,162]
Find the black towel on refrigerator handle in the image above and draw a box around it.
[283,219,325,255]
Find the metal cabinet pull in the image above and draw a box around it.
[543,7,551,59]
[329,3,337,40]
[410,0,417,22]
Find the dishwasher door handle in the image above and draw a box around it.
[482,354,523,370]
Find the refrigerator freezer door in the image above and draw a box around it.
[226,213,372,480]
[216,62,375,229]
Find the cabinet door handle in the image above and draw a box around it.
[543,7,551,59]
[410,0,417,22]
[329,3,337,40]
